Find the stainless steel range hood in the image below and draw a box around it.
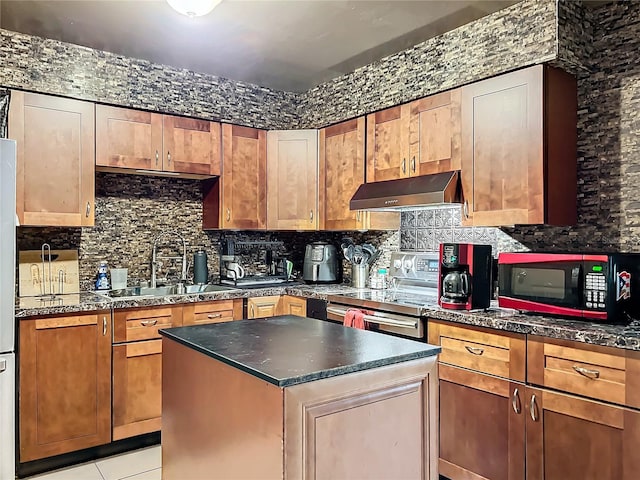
[350,171,461,211]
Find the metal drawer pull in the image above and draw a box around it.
[573,365,600,379]
[103,316,107,336]
[167,151,171,164]
[226,208,231,222]
[411,156,416,173]
[86,202,91,217]
[207,313,222,319]
[465,346,484,355]
[140,319,158,327]
[530,394,538,422]
[511,388,521,414]
[402,158,406,174]
[310,210,313,222]
[155,150,159,166]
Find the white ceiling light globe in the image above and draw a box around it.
[166,0,222,17]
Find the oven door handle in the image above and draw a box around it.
[326,306,418,330]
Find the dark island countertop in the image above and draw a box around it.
[159,315,441,387]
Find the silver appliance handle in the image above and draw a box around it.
[326,306,418,329]
[0,358,6,373]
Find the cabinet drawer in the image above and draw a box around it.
[527,336,640,408]
[114,306,183,343]
[428,319,525,381]
[182,300,238,326]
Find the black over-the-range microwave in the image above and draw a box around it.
[498,252,640,323]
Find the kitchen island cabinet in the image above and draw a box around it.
[19,311,111,462]
[160,316,440,480]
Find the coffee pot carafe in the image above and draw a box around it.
[442,270,471,301]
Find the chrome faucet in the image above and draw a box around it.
[151,231,187,288]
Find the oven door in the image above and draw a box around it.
[326,303,424,340]
[498,253,584,315]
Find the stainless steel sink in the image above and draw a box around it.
[184,284,235,294]
[106,284,234,298]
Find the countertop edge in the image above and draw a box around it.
[160,325,441,388]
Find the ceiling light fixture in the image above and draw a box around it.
[166,0,222,17]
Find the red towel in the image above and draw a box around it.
[344,308,370,330]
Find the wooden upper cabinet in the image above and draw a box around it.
[460,65,577,226]
[320,118,399,231]
[96,104,221,177]
[266,130,318,230]
[9,91,95,227]
[366,91,461,183]
[366,105,410,182]
[409,89,461,176]
[96,105,163,171]
[221,124,267,230]
[19,312,112,462]
[162,115,221,176]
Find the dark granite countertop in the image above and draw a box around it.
[15,283,359,318]
[422,305,640,351]
[160,315,441,387]
[15,284,640,352]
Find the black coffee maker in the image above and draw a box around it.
[438,243,492,310]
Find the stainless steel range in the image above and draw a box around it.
[327,251,439,340]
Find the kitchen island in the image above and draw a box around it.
[160,315,440,480]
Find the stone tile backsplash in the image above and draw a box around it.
[400,206,527,257]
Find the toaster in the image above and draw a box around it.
[303,242,339,283]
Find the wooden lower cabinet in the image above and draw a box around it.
[182,299,243,326]
[525,387,640,480]
[111,304,182,440]
[280,295,306,317]
[438,364,525,480]
[247,296,281,319]
[112,340,162,440]
[19,312,112,462]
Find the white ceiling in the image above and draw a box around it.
[0,0,520,92]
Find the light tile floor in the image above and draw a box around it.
[24,445,161,480]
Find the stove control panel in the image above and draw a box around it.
[390,251,439,287]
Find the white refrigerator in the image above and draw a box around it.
[0,138,16,480]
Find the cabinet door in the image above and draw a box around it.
[281,296,307,317]
[182,299,242,326]
[19,312,111,461]
[10,91,95,227]
[247,296,281,319]
[113,340,162,440]
[366,104,410,182]
[438,365,525,480]
[221,124,267,229]
[526,387,640,480]
[409,89,461,176]
[460,66,543,226]
[319,118,399,231]
[162,115,221,176]
[96,104,163,171]
[319,118,365,231]
[266,130,318,230]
